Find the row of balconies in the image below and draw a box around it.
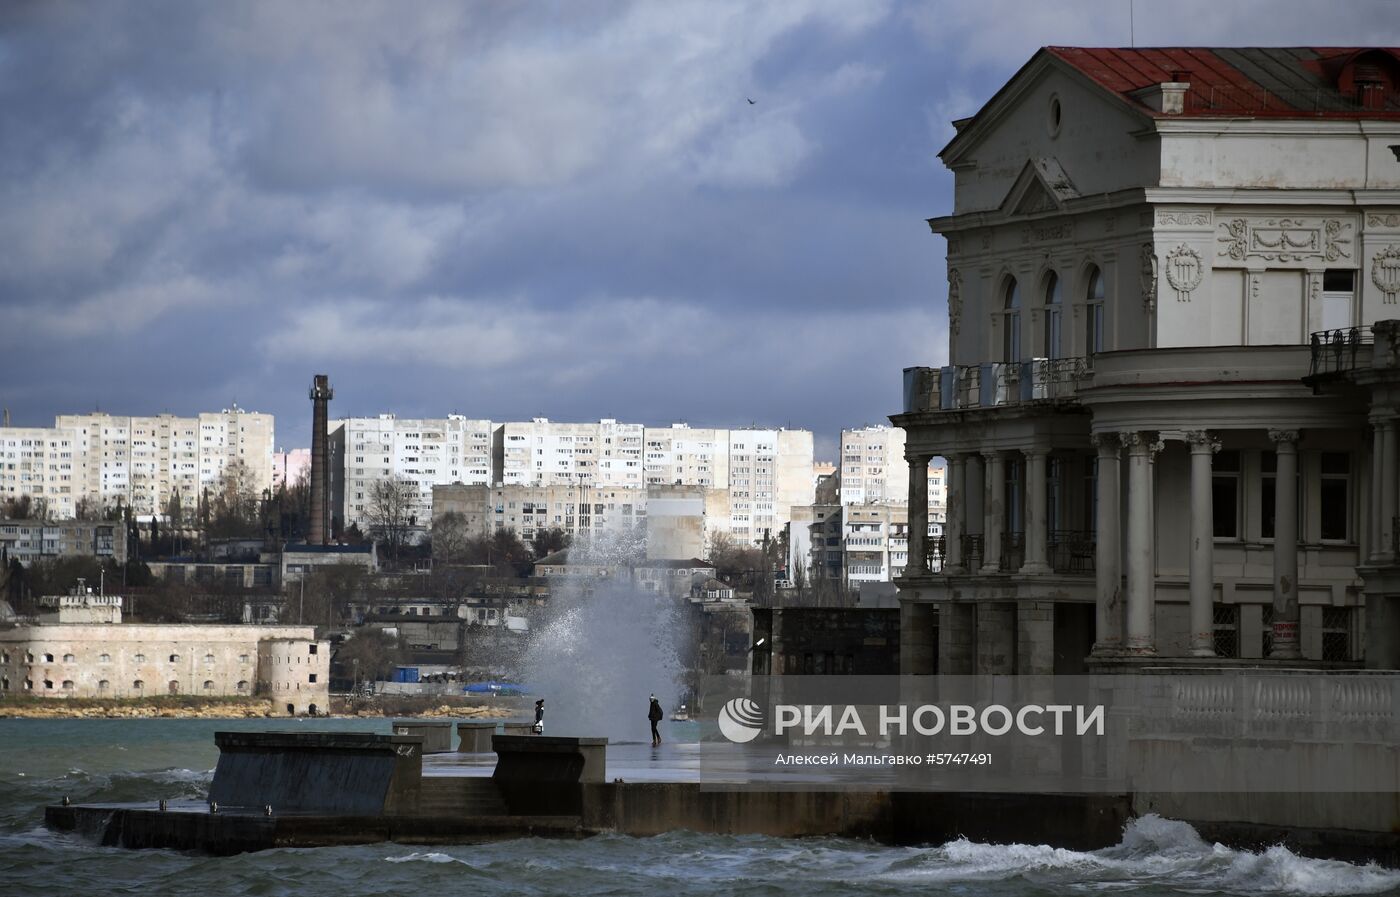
[902,357,1092,413]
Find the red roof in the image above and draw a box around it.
[1046,46,1400,118]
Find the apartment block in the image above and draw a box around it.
[1,408,274,519]
[839,425,948,516]
[336,415,493,529]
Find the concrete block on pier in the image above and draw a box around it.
[456,722,497,753]
[492,734,607,816]
[392,720,454,754]
[207,731,422,815]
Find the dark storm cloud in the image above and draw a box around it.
[1,0,1395,452]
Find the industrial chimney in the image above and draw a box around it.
[308,374,333,545]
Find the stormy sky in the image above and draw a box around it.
[2,1,1395,459]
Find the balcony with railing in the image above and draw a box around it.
[902,357,1092,414]
[1307,327,1372,378]
[1048,530,1095,574]
[960,534,984,572]
[1000,532,1025,572]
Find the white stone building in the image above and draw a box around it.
[894,46,1400,675]
[0,594,328,714]
[334,414,493,529]
[0,427,80,518]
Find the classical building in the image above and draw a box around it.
[0,594,328,713]
[893,46,1400,674]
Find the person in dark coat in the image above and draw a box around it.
[648,694,663,746]
[533,698,544,734]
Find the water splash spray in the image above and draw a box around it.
[515,530,686,741]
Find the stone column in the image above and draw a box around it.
[899,598,936,675]
[1091,434,1122,654]
[981,451,1005,574]
[1123,431,1159,655]
[945,454,966,574]
[1186,431,1219,657]
[1380,418,1398,565]
[1269,429,1302,659]
[1021,447,1050,574]
[906,453,930,574]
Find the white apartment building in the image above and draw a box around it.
[838,425,949,516]
[894,46,1400,675]
[1,409,274,519]
[433,482,728,560]
[496,418,646,488]
[645,424,731,488]
[0,427,80,518]
[335,415,493,529]
[726,428,815,545]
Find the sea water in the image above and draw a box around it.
[3,718,1399,896]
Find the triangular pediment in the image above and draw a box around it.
[999,157,1081,217]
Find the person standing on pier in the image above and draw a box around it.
[648,694,664,746]
[533,698,545,735]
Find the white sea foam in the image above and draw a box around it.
[386,851,459,864]
[887,815,1400,895]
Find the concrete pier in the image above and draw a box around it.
[456,722,497,753]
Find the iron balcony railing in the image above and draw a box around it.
[1048,530,1096,574]
[903,357,1092,414]
[1307,327,1371,377]
[959,534,984,572]
[1000,532,1025,573]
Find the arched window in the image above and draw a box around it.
[63,654,76,663]
[98,679,110,691]
[236,680,249,692]
[204,654,215,665]
[133,679,145,692]
[1043,273,1063,359]
[168,654,180,663]
[1086,267,1105,354]
[61,680,74,691]
[202,680,215,691]
[134,653,146,663]
[1003,279,1022,362]
[98,653,111,663]
[168,680,180,695]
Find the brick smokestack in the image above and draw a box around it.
[308,374,333,546]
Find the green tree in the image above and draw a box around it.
[335,629,406,682]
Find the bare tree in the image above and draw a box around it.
[432,511,471,565]
[367,475,415,562]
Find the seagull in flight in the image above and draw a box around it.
[746,97,756,104]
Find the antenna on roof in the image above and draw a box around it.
[1129,0,1135,48]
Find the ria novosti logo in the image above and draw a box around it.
[717,697,765,743]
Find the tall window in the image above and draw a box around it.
[1085,267,1105,354]
[1320,452,1351,541]
[1212,450,1241,539]
[1003,279,1022,362]
[1043,273,1063,359]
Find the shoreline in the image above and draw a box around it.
[0,697,521,721]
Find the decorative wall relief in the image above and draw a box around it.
[1164,244,1202,302]
[947,268,963,336]
[1367,214,1400,228]
[1140,244,1159,314]
[1157,211,1211,227]
[1373,245,1400,304]
[1214,216,1353,264]
[1020,221,1074,244]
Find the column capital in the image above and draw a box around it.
[1184,430,1221,453]
[1267,429,1300,447]
[1090,432,1120,456]
[905,452,932,467]
[1022,445,1050,460]
[1119,430,1163,456]
[980,448,1007,461]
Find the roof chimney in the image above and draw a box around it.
[1134,73,1191,115]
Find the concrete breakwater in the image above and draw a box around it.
[0,698,518,720]
[42,730,1400,866]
